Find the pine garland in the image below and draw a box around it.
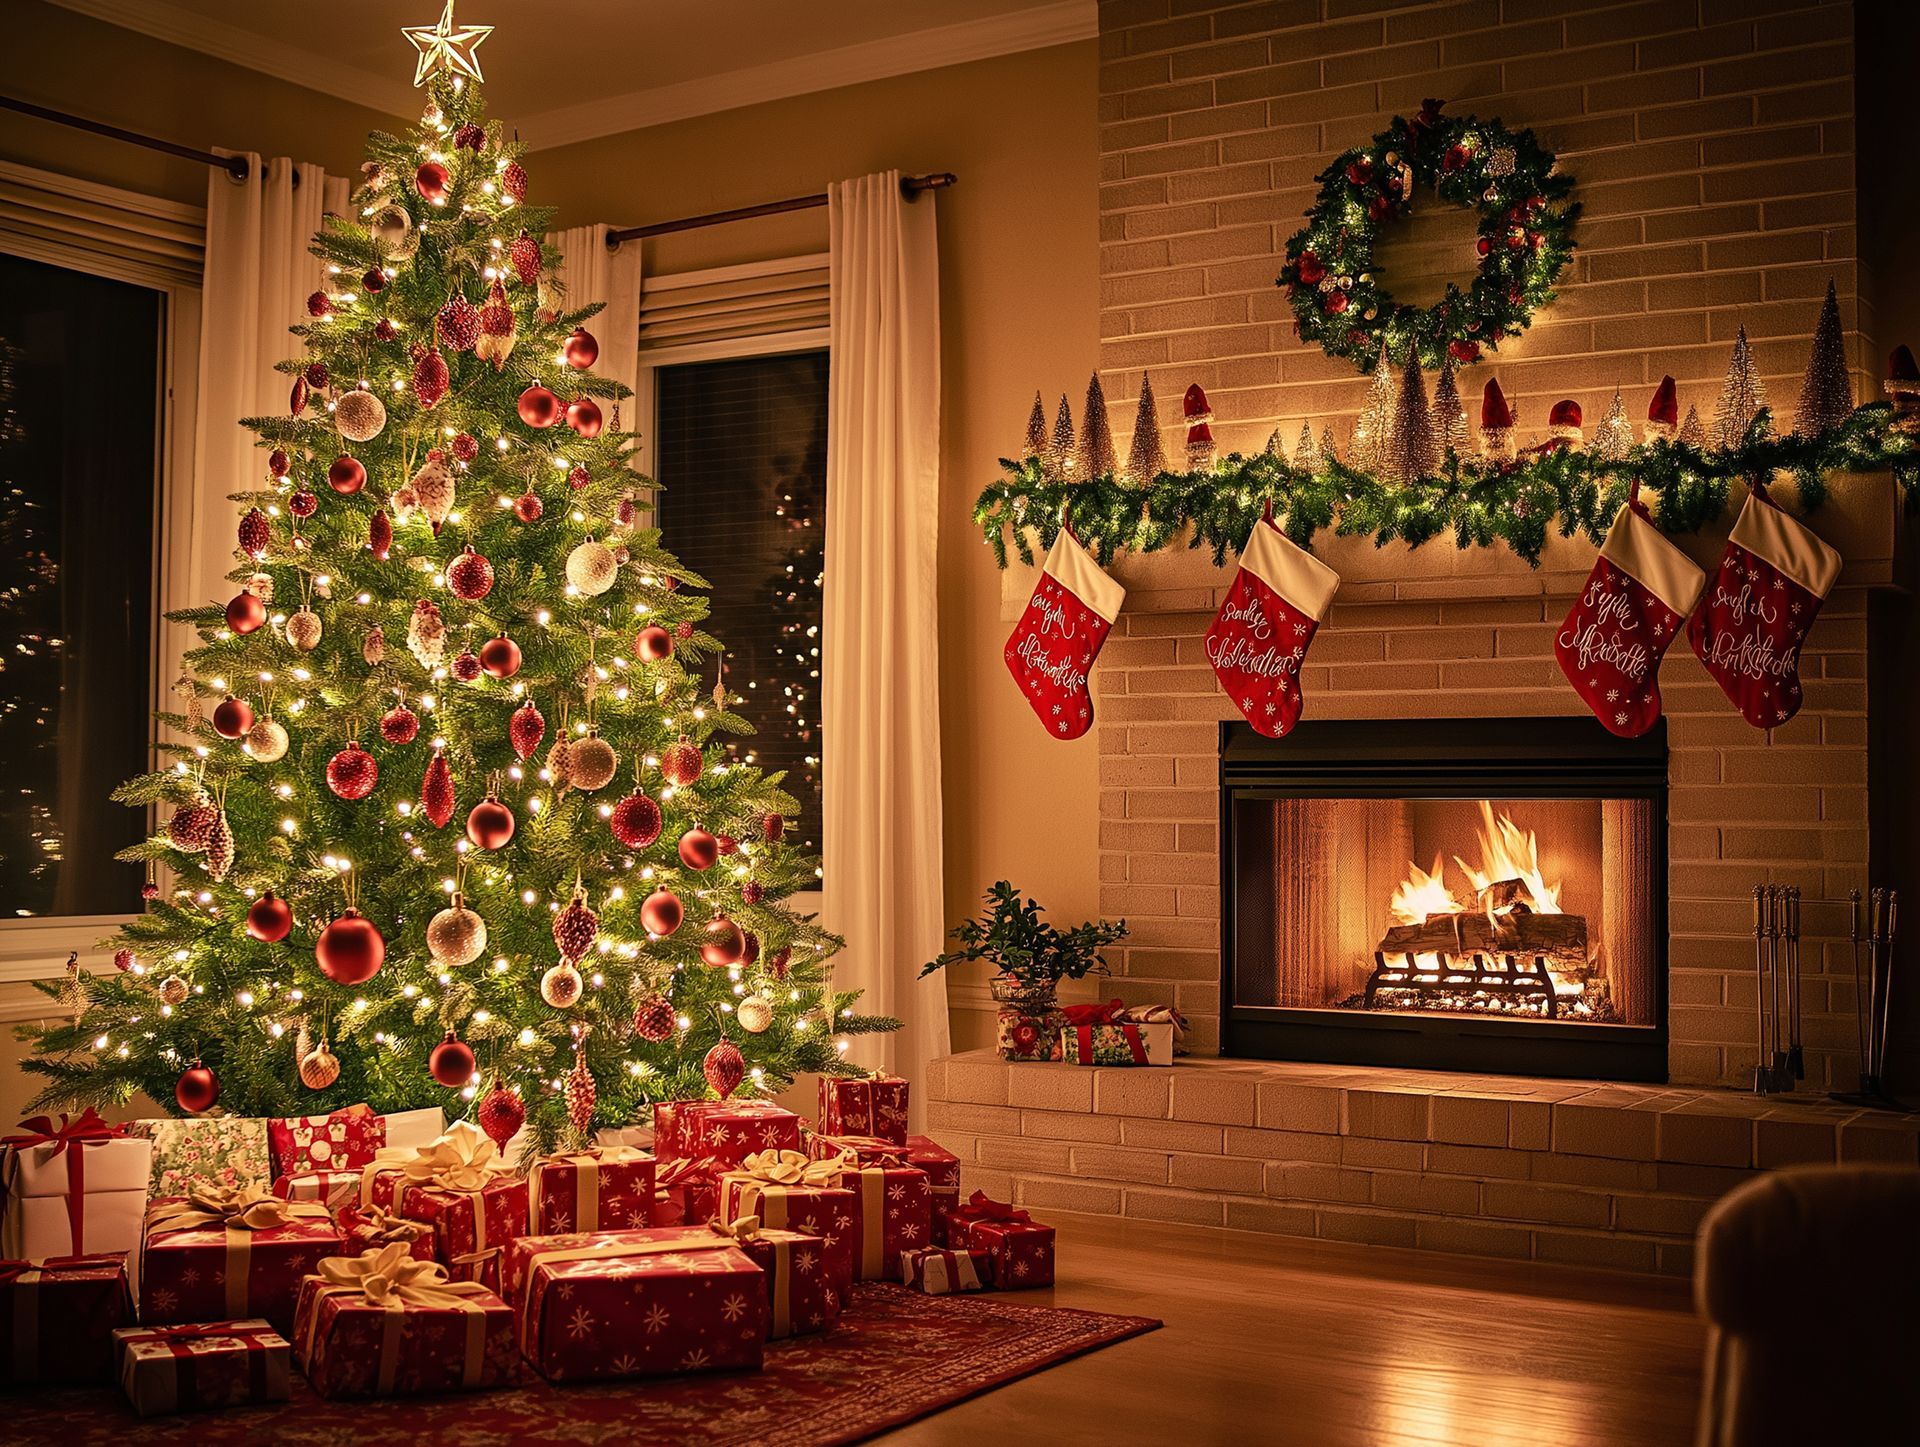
[975,403,1918,570]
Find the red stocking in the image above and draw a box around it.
[1687,484,1841,729]
[1204,507,1340,738]
[1004,529,1124,740]
[1554,488,1704,738]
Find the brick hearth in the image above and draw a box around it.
[924,1051,1920,1275]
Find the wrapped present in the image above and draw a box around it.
[126,1114,270,1199]
[817,1073,910,1144]
[1121,1001,1188,1054]
[1057,1001,1175,1066]
[138,1186,343,1332]
[0,1252,132,1385]
[529,1147,654,1235]
[941,1190,1054,1289]
[712,1217,848,1340]
[901,1245,990,1295]
[377,1126,526,1295]
[716,1151,856,1243]
[267,1104,385,1179]
[114,1319,290,1415]
[512,1227,766,1382]
[378,1108,446,1153]
[807,1131,959,1186]
[272,1169,359,1211]
[335,1204,436,1263]
[995,1007,1060,1062]
[652,1099,800,1168]
[1,1110,152,1260]
[650,1156,720,1228]
[294,1245,516,1399]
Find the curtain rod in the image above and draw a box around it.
[0,95,299,187]
[606,171,954,247]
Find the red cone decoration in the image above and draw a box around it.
[326,742,379,800]
[437,294,480,351]
[380,703,420,745]
[246,891,293,943]
[447,546,494,600]
[635,625,672,661]
[167,796,218,852]
[421,753,456,828]
[509,700,545,760]
[1647,375,1680,442]
[477,1078,525,1149]
[451,648,482,681]
[1480,377,1516,461]
[677,827,719,871]
[741,879,765,906]
[703,1038,745,1099]
[699,916,747,967]
[212,696,255,740]
[478,634,521,678]
[768,946,793,981]
[369,508,394,559]
[428,1030,476,1088]
[316,909,385,984]
[413,345,450,409]
[328,455,367,494]
[632,992,676,1042]
[509,231,541,286]
[113,948,135,973]
[610,790,663,850]
[466,794,515,850]
[660,738,702,788]
[239,508,270,556]
[226,591,268,634]
[640,887,683,937]
[553,889,599,963]
[288,489,318,520]
[517,383,561,428]
[762,812,786,843]
[175,1060,221,1113]
[501,159,528,203]
[564,327,599,369]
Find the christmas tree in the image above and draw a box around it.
[1077,373,1117,478]
[22,23,893,1148]
[1431,355,1469,461]
[1387,354,1437,484]
[1125,374,1166,483]
[1591,387,1634,461]
[1351,345,1397,474]
[1046,394,1077,480]
[1713,325,1768,449]
[1291,422,1319,472]
[1022,391,1047,460]
[1794,280,1852,438]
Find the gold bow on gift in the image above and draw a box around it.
[313,1243,490,1311]
[807,1132,912,1170]
[706,1214,763,1243]
[736,1148,844,1188]
[147,1184,331,1235]
[351,1205,431,1246]
[397,1120,507,1194]
[543,1144,650,1168]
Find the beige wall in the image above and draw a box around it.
[0,6,1100,1117]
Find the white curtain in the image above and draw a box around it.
[548,224,643,412]
[190,154,349,612]
[822,171,947,1112]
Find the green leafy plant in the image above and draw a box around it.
[921,881,1127,987]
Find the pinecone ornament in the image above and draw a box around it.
[509,230,541,287]
[408,600,447,668]
[564,1047,595,1139]
[437,294,480,351]
[420,752,456,828]
[411,344,450,410]
[545,734,573,793]
[553,888,599,963]
[632,992,676,1042]
[167,793,218,852]
[477,1078,525,1149]
[286,609,323,652]
[203,806,234,882]
[411,451,456,534]
[239,508,270,557]
[703,1038,746,1098]
[501,159,529,203]
[509,700,545,760]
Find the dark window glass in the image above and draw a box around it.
[656,350,827,861]
[0,254,159,916]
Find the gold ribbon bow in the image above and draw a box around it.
[546,1144,650,1166]
[706,1214,762,1242]
[305,1246,494,1393]
[146,1184,330,1235]
[399,1120,506,1194]
[737,1148,844,1189]
[351,1205,431,1246]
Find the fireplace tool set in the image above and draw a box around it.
[1831,886,1904,1110]
[1751,885,1804,1095]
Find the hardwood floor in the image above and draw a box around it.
[884,1211,1705,1447]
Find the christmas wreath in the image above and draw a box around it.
[1278,99,1578,373]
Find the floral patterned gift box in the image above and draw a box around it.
[126,1114,270,1200]
[509,1227,767,1383]
[293,1245,517,1400]
[0,1252,132,1384]
[114,1318,290,1415]
[137,1186,344,1334]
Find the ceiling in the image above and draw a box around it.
[46,0,1095,148]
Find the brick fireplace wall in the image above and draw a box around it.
[1086,0,1900,1089]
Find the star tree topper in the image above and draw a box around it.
[403,1,493,88]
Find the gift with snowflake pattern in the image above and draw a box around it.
[334,1203,436,1263]
[389,1173,528,1295]
[528,1147,655,1234]
[940,1190,1055,1289]
[114,1318,291,1414]
[901,1245,992,1295]
[728,1222,851,1339]
[817,1073,911,1144]
[0,1252,132,1384]
[715,1151,858,1245]
[831,1160,932,1282]
[509,1227,767,1382]
[651,1099,801,1169]
[137,1193,344,1333]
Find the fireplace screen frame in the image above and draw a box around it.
[1220,717,1669,1083]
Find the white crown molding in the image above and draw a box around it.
[44,0,417,116]
[516,0,1098,150]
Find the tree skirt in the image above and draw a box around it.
[12,1284,1160,1445]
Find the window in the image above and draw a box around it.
[0,253,162,915]
[656,350,828,857]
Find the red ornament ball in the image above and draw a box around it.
[632,992,677,1042]
[212,695,255,740]
[564,327,599,369]
[326,742,379,800]
[1297,252,1326,285]
[517,383,562,428]
[268,448,290,478]
[1345,158,1374,186]
[246,890,294,943]
[466,795,516,850]
[1443,143,1469,172]
[634,625,672,661]
[328,454,366,494]
[715,834,739,857]
[566,397,603,438]
[677,827,719,871]
[639,887,683,937]
[380,704,420,745]
[361,268,385,294]
[316,908,385,984]
[415,160,450,202]
[513,488,543,522]
[1476,235,1493,257]
[451,649,482,682]
[306,291,332,318]
[478,635,521,678]
[304,361,329,389]
[610,790,663,850]
[142,881,161,901]
[226,591,267,634]
[660,739,702,788]
[567,465,590,490]
[451,432,480,463]
[452,122,485,152]
[438,295,480,351]
[429,1031,476,1088]
[675,621,694,641]
[477,1078,525,1149]
[699,916,746,967]
[703,1039,745,1099]
[175,1061,221,1114]
[1324,291,1349,315]
[447,546,495,600]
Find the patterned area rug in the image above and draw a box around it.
[10,1284,1159,1445]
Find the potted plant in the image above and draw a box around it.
[922,883,1128,1059]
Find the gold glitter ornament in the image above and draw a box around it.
[426,895,488,967]
[541,960,584,1009]
[334,388,387,443]
[736,994,774,1034]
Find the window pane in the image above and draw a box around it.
[0,254,159,916]
[656,350,827,860]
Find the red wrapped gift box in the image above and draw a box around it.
[272,1169,359,1211]
[808,1132,959,1199]
[817,1074,910,1144]
[114,1319,290,1415]
[353,1123,525,1293]
[138,1189,344,1334]
[0,1252,132,1384]
[650,1157,719,1228]
[529,1147,654,1234]
[716,1152,857,1242]
[512,1228,766,1382]
[721,1220,851,1340]
[652,1099,801,1167]
[941,1191,1055,1289]
[335,1204,435,1263]
[293,1245,516,1399]
[901,1245,991,1295]
[267,1104,384,1179]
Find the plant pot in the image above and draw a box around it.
[990,974,1064,1062]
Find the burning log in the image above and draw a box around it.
[1377,909,1590,973]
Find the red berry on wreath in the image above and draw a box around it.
[1296,252,1325,285]
[1448,340,1481,363]
[1443,144,1469,172]
[453,123,485,153]
[1344,158,1373,186]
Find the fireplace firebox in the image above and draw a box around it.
[1222,718,1668,1081]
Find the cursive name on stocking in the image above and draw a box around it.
[1207,633,1300,679]
[1219,593,1272,640]
[1712,579,1778,629]
[1706,628,1798,682]
[1556,621,1652,680]
[1584,578,1641,632]
[1032,594,1074,639]
[1016,632,1089,691]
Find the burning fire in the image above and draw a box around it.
[1388,802,1562,925]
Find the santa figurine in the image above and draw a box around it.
[1480,378,1516,463]
[1184,383,1216,469]
[1886,345,1920,435]
[1645,375,1679,443]
[1545,399,1582,449]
